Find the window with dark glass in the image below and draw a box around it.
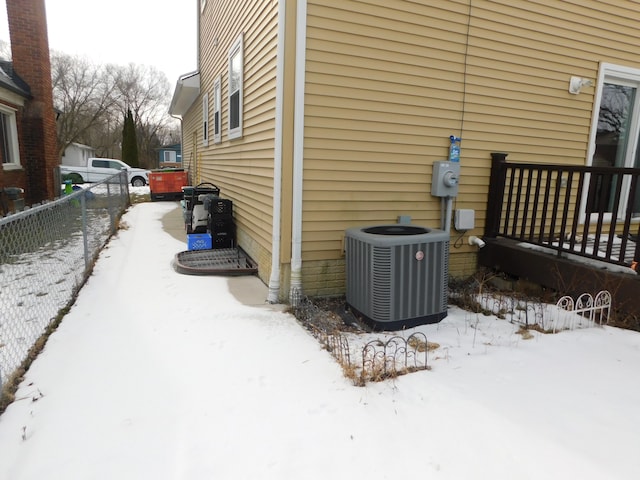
[228,35,243,139]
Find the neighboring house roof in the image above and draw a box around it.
[0,60,31,98]
[168,71,200,118]
[69,142,95,151]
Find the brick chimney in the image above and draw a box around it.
[5,0,58,203]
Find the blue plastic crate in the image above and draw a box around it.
[187,233,212,251]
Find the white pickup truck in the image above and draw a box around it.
[60,157,150,187]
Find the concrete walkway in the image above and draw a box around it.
[159,201,279,310]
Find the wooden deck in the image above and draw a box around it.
[477,237,640,320]
[480,155,640,322]
[584,235,637,265]
[484,154,640,271]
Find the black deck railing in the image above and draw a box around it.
[485,153,640,268]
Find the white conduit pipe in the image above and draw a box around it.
[441,197,453,234]
[289,0,308,306]
[444,197,452,234]
[267,0,287,304]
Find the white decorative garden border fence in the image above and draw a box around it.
[553,290,612,333]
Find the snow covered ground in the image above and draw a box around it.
[1,200,639,480]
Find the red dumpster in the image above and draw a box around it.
[149,169,189,201]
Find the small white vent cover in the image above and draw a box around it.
[345,224,449,330]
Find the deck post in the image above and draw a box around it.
[485,152,508,238]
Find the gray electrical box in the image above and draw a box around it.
[431,161,460,197]
[454,209,475,230]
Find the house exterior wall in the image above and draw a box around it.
[158,144,182,168]
[188,0,640,299]
[298,0,640,295]
[62,143,95,167]
[181,0,284,288]
[300,0,469,295]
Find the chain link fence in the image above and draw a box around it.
[0,172,130,390]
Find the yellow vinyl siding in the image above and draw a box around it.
[475,1,640,46]
[188,0,640,295]
[180,104,201,171]
[303,0,469,269]
[301,0,640,278]
[193,0,279,283]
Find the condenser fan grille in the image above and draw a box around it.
[371,246,392,320]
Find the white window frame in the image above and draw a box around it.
[584,63,640,223]
[228,34,244,140]
[202,92,209,147]
[0,105,20,169]
[163,150,176,163]
[213,76,222,144]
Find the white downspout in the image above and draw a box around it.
[289,0,307,306]
[267,0,287,303]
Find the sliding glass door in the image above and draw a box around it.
[590,65,640,218]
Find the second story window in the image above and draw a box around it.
[228,34,243,140]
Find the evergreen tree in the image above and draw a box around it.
[122,108,139,167]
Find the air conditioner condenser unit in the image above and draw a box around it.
[344,224,449,331]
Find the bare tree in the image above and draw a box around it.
[156,123,181,146]
[11,48,179,165]
[114,63,172,169]
[598,83,631,134]
[51,52,122,158]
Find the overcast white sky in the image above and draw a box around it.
[0,0,198,86]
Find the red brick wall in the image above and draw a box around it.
[5,0,59,204]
